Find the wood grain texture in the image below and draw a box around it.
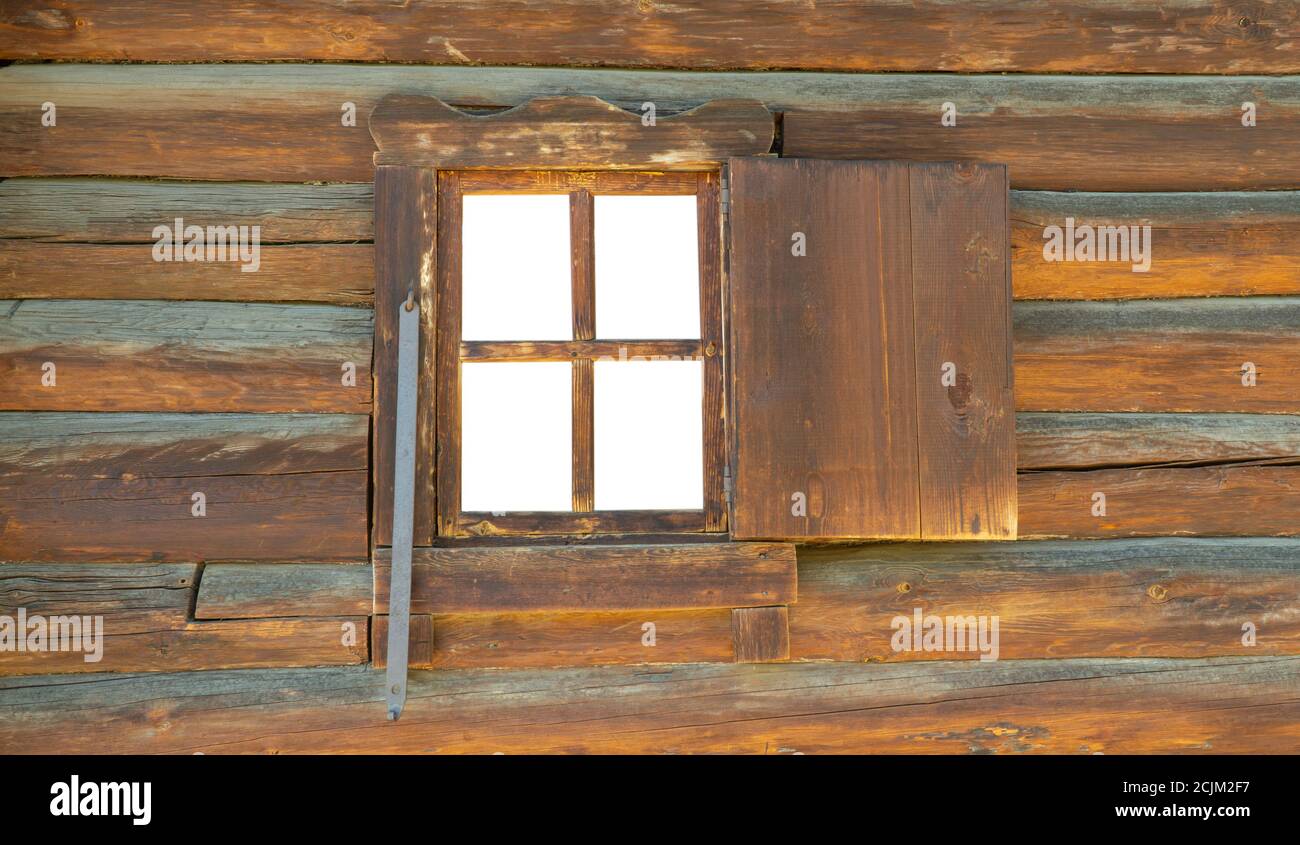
[0,413,368,562]
[371,94,772,169]
[372,166,436,546]
[2,1,1294,73]
[1019,466,1300,539]
[792,539,1300,661]
[1017,413,1300,470]
[0,564,365,675]
[371,615,434,670]
[373,542,796,614]
[1014,299,1300,412]
[1011,191,1300,300]
[3,657,1295,753]
[784,77,1300,190]
[10,66,1296,183]
[732,606,790,663]
[194,564,372,619]
[910,163,1015,539]
[0,300,372,412]
[728,158,919,540]
[0,241,373,304]
[0,178,373,243]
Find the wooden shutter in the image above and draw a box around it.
[726,158,1015,541]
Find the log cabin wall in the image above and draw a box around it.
[1,2,1299,754]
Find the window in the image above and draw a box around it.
[435,171,726,537]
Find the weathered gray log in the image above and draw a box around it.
[196,563,373,619]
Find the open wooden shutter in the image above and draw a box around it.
[727,158,1015,541]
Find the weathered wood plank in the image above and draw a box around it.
[1019,466,1300,539]
[0,563,366,674]
[371,615,434,670]
[910,162,1016,539]
[784,78,1300,190]
[1014,299,1300,412]
[1017,413,1300,470]
[2,657,1295,753]
[0,300,373,412]
[371,95,772,169]
[373,543,797,614]
[194,563,372,619]
[1,1,1294,73]
[728,158,919,540]
[0,413,369,562]
[793,539,1300,662]
[6,66,1295,183]
[373,166,436,547]
[1011,191,1300,300]
[0,178,373,242]
[731,606,790,664]
[0,242,373,304]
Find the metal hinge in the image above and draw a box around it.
[723,462,734,507]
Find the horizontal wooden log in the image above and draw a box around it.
[0,300,373,412]
[792,539,1300,662]
[0,563,366,674]
[0,413,368,562]
[1017,413,1300,470]
[6,65,1296,183]
[373,543,797,614]
[0,242,373,304]
[2,1,1294,73]
[1011,191,1300,299]
[371,94,772,169]
[784,78,1300,190]
[0,178,373,242]
[1014,298,1300,412]
[1019,466,1300,539]
[195,564,372,619]
[2,656,1295,753]
[370,615,434,670]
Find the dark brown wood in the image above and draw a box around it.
[569,192,596,506]
[194,564,373,619]
[5,657,1296,754]
[731,606,790,663]
[910,163,1016,540]
[1014,299,1300,412]
[371,615,435,670]
[0,413,369,562]
[1011,191,1300,300]
[697,172,726,533]
[457,510,707,537]
[4,2,1294,73]
[460,339,702,362]
[371,95,772,170]
[373,166,437,546]
[728,158,919,540]
[435,171,463,537]
[1016,413,1300,470]
[373,542,797,614]
[0,242,373,305]
[0,300,372,413]
[1019,466,1300,539]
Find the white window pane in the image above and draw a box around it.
[461,362,571,512]
[595,196,700,339]
[594,360,702,510]
[462,195,571,341]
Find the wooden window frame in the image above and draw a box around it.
[435,169,727,539]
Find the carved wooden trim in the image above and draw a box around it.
[370,94,773,169]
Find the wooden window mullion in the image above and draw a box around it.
[570,189,596,512]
